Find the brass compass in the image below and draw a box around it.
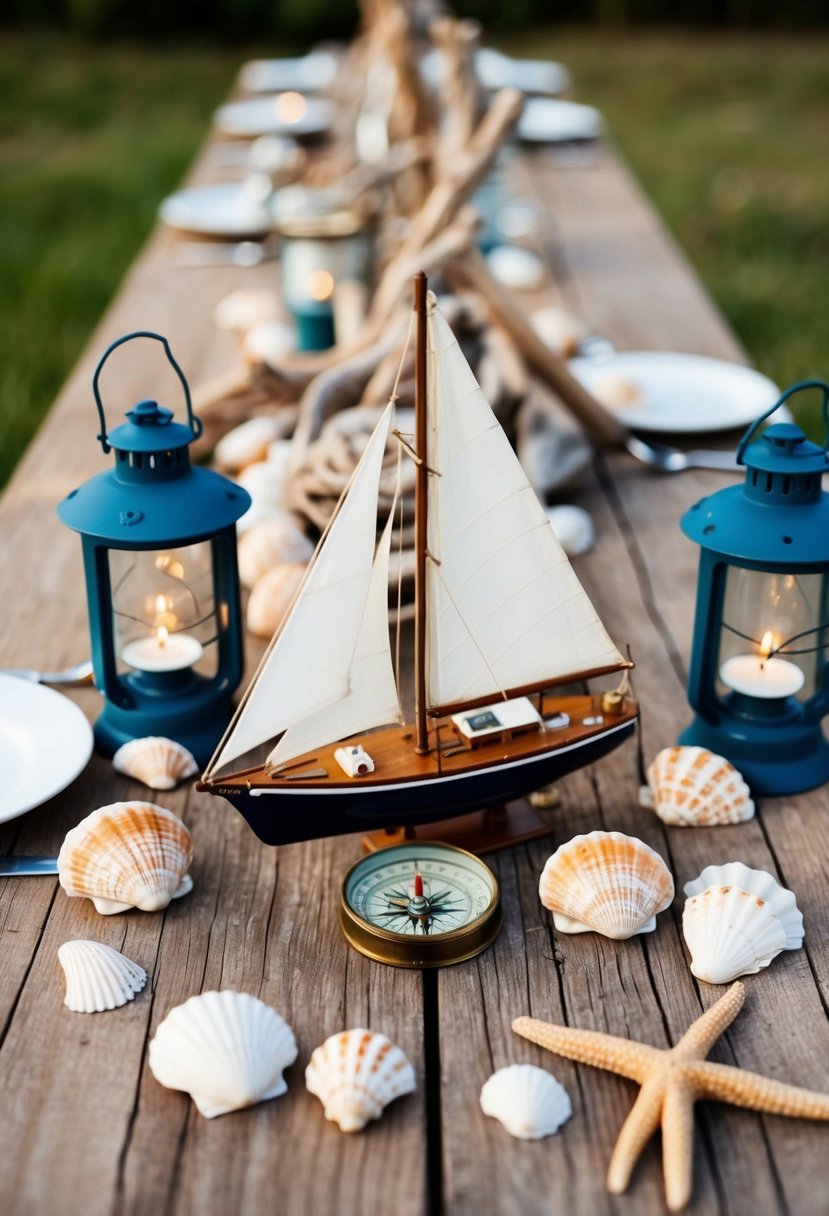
[340,841,501,968]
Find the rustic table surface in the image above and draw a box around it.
[2,82,828,1216]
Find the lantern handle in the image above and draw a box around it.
[736,379,829,465]
[92,331,203,454]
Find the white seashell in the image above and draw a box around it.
[149,990,297,1118]
[683,862,803,950]
[215,416,283,472]
[246,562,307,638]
[682,885,788,984]
[591,370,644,412]
[244,320,296,366]
[640,746,755,828]
[112,736,198,791]
[486,245,546,291]
[214,289,278,335]
[531,306,587,358]
[480,1064,572,1139]
[237,514,314,589]
[235,459,288,509]
[539,830,674,939]
[58,802,194,915]
[545,505,595,556]
[236,498,286,536]
[305,1029,416,1132]
[58,940,147,1013]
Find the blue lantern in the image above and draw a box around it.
[58,332,251,766]
[680,381,829,795]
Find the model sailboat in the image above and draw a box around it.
[199,275,637,845]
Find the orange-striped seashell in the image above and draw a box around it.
[640,746,754,827]
[539,830,674,940]
[305,1029,416,1132]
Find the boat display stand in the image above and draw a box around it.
[362,797,553,855]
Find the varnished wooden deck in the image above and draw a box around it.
[212,696,637,790]
[1,70,828,1216]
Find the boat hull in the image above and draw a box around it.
[212,718,635,846]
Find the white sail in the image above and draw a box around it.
[425,296,624,710]
[266,504,402,767]
[209,403,395,773]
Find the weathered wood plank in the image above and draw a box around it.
[438,145,829,1216]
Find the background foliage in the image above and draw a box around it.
[1,27,827,487]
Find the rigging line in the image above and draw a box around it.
[203,403,394,780]
[394,435,404,703]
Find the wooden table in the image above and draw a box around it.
[2,95,828,1216]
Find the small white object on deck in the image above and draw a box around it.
[452,696,542,742]
[334,746,376,777]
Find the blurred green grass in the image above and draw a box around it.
[1,29,828,487]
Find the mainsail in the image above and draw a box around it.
[208,403,398,774]
[424,296,625,711]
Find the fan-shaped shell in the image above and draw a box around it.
[238,515,314,589]
[112,737,198,791]
[58,802,194,915]
[683,862,803,949]
[682,885,788,984]
[246,562,306,638]
[149,990,297,1119]
[58,940,147,1013]
[640,746,755,827]
[539,830,674,940]
[305,1029,416,1132]
[480,1064,572,1139]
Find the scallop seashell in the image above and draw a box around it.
[545,505,595,557]
[531,306,587,358]
[246,562,307,638]
[112,736,198,791]
[682,885,788,984]
[640,746,755,827]
[58,940,147,1013]
[539,830,674,940]
[592,370,644,412]
[238,514,314,589]
[235,459,288,509]
[305,1029,416,1132]
[213,289,279,336]
[480,1064,572,1139]
[58,802,194,916]
[683,862,803,950]
[486,244,546,291]
[243,320,296,366]
[214,415,283,472]
[149,990,297,1118]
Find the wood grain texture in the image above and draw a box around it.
[1,109,828,1216]
[439,145,829,1216]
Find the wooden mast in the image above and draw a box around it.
[413,271,429,754]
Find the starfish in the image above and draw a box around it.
[513,982,829,1211]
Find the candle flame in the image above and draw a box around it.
[157,626,169,649]
[275,91,307,123]
[760,630,774,659]
[154,594,169,614]
[307,269,335,302]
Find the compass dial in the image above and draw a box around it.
[340,842,501,968]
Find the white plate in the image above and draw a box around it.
[0,675,93,823]
[214,96,334,140]
[567,352,782,434]
[159,183,273,238]
[240,52,337,94]
[518,98,603,143]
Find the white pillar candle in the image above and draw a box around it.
[122,628,203,674]
[719,653,804,699]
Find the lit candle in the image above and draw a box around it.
[719,631,804,699]
[122,626,204,673]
